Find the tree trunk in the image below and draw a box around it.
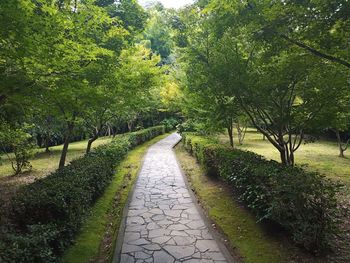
[45,135,50,153]
[86,134,98,154]
[59,123,74,169]
[279,148,287,165]
[278,143,295,166]
[335,129,345,158]
[127,121,133,132]
[227,125,234,148]
[236,121,247,145]
[237,122,242,145]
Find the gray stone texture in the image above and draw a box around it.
[119,134,229,262]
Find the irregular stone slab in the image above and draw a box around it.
[173,236,196,246]
[134,251,151,259]
[148,228,171,238]
[120,254,134,263]
[122,244,143,253]
[163,245,196,259]
[117,134,229,263]
[124,232,140,242]
[167,224,189,231]
[152,236,171,244]
[142,244,161,251]
[153,250,175,263]
[128,238,149,246]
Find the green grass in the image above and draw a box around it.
[217,129,350,194]
[61,133,170,263]
[0,136,112,179]
[174,144,303,263]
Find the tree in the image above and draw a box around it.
[177,0,348,165]
[142,6,176,63]
[112,44,164,131]
[0,123,33,175]
[208,0,350,69]
[177,6,246,147]
[317,86,350,157]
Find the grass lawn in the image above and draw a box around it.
[175,143,319,263]
[0,136,112,204]
[0,136,112,179]
[61,133,170,263]
[217,129,350,195]
[0,136,113,221]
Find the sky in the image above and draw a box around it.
[138,0,194,9]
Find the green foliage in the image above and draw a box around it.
[176,0,350,164]
[0,126,165,263]
[183,133,343,252]
[142,6,175,62]
[177,120,198,134]
[160,118,179,132]
[0,124,33,175]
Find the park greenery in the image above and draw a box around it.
[1,0,350,262]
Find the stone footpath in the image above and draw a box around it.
[116,133,232,263]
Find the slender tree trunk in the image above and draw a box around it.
[45,135,50,153]
[279,148,287,165]
[236,121,247,145]
[127,121,133,132]
[59,123,74,169]
[335,129,345,157]
[278,142,295,166]
[290,150,295,165]
[227,125,234,148]
[237,122,242,145]
[86,134,98,154]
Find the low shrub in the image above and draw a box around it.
[0,126,165,263]
[182,133,342,252]
[176,119,204,134]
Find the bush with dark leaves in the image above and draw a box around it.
[0,126,165,263]
[182,133,342,252]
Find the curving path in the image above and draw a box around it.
[114,133,232,263]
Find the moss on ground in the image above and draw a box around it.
[61,133,170,263]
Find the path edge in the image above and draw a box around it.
[172,134,236,263]
[111,144,151,263]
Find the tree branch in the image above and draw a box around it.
[279,34,350,69]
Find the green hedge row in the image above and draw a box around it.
[0,126,165,263]
[182,133,342,252]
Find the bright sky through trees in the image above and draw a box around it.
[138,0,194,9]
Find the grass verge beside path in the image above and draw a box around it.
[61,133,170,263]
[175,143,319,263]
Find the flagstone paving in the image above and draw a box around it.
[117,133,231,263]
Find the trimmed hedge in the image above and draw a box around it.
[182,133,342,252]
[0,126,165,263]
